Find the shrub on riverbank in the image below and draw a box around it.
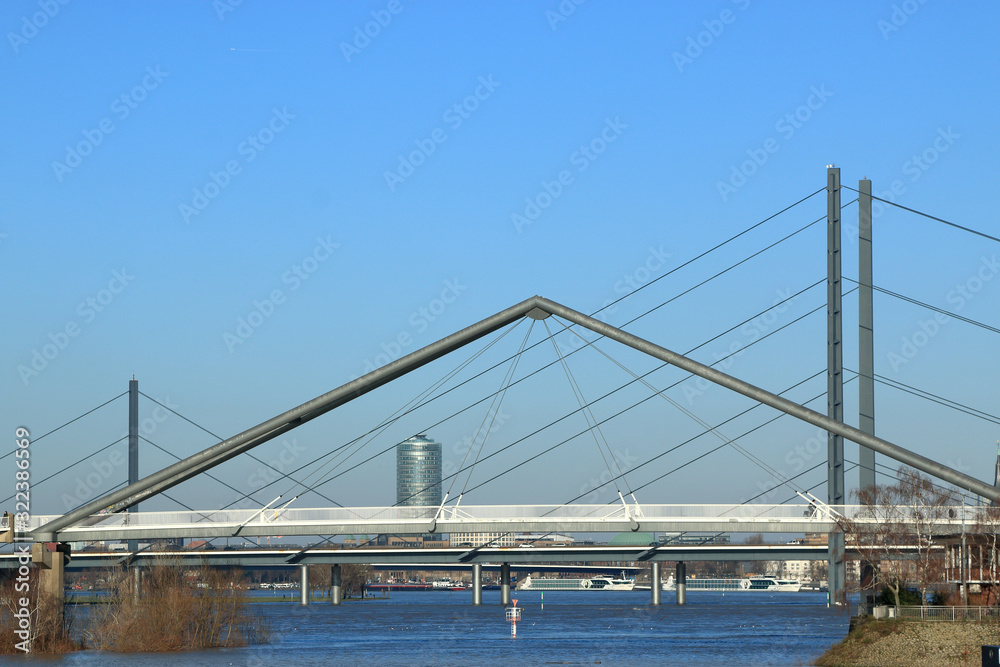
[85,565,269,652]
[0,571,82,654]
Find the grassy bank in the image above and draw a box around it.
[816,616,1000,666]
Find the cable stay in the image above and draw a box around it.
[0,435,127,506]
[842,278,1000,336]
[140,392,345,510]
[844,368,1000,427]
[542,318,642,525]
[593,187,826,319]
[557,314,813,499]
[841,184,1000,245]
[211,318,523,515]
[259,211,848,512]
[434,322,536,532]
[0,391,127,464]
[442,321,535,523]
[233,495,283,535]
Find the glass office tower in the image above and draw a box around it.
[396,434,442,507]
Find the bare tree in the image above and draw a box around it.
[838,466,952,607]
[897,467,953,605]
[973,504,1000,605]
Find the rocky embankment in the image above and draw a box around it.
[816,617,1000,666]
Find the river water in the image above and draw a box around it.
[30,590,849,666]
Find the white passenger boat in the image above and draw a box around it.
[661,575,801,592]
[518,575,636,591]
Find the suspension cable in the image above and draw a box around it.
[0,391,127,462]
[842,278,1000,336]
[0,436,127,505]
[543,318,635,502]
[841,184,1000,245]
[593,187,826,317]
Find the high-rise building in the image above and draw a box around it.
[396,434,442,507]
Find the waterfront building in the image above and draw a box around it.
[396,434,442,507]
[450,532,516,548]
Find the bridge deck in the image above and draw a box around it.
[8,503,981,542]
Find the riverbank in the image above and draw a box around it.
[815,616,999,666]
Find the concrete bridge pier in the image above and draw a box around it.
[676,562,687,605]
[472,563,482,605]
[33,542,69,608]
[331,564,342,605]
[500,563,511,606]
[299,564,309,605]
[651,562,661,605]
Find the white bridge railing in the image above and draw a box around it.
[5,504,988,538]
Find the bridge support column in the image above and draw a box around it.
[331,564,342,605]
[34,543,69,610]
[676,562,686,605]
[500,563,511,606]
[472,563,482,605]
[651,562,661,606]
[299,565,309,605]
[858,177,876,610]
[827,165,846,605]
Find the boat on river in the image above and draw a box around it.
[518,575,635,591]
[659,575,802,592]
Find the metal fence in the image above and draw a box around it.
[892,605,1000,621]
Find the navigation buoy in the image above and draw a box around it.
[506,598,522,638]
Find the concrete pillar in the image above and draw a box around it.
[676,562,687,605]
[500,563,511,606]
[299,565,309,605]
[472,563,483,605]
[331,564,342,605]
[33,542,68,606]
[651,562,661,605]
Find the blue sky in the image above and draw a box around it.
[2,1,998,520]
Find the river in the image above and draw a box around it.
[30,590,849,665]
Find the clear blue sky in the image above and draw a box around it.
[2,1,998,519]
